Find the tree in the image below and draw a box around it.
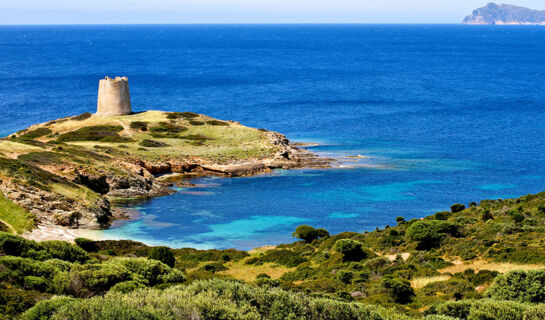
[148,246,175,267]
[450,203,466,213]
[382,277,415,304]
[406,220,460,250]
[292,225,329,243]
[333,239,369,262]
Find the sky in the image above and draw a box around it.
[1,0,545,25]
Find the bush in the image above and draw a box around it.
[258,249,307,267]
[41,240,89,263]
[109,281,146,294]
[382,277,415,304]
[333,239,369,262]
[435,300,472,319]
[71,112,93,121]
[434,211,451,220]
[20,127,53,140]
[56,125,132,143]
[487,269,545,303]
[20,296,77,320]
[74,238,97,252]
[206,120,229,126]
[292,225,329,243]
[451,204,466,213]
[139,139,169,148]
[147,246,175,267]
[481,209,493,222]
[129,121,148,131]
[406,220,460,250]
[30,279,414,320]
[509,211,525,223]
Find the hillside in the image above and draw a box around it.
[0,111,325,231]
[463,3,545,25]
[3,191,545,319]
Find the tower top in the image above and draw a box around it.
[96,76,131,116]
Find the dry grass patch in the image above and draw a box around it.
[218,262,295,282]
[440,259,545,274]
[411,275,451,289]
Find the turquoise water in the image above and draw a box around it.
[2,25,545,249]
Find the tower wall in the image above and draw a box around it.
[96,76,132,116]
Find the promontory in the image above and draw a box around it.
[463,3,545,25]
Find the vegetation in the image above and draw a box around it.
[0,194,35,234]
[56,125,132,143]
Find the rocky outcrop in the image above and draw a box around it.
[463,3,545,25]
[0,179,114,229]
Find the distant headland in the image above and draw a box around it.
[463,2,545,25]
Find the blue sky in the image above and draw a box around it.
[1,1,544,24]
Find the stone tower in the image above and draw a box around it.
[96,76,132,116]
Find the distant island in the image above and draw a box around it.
[463,2,545,25]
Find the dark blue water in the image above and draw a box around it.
[2,25,545,249]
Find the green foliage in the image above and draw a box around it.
[382,277,415,304]
[109,281,146,294]
[74,238,97,252]
[57,125,132,143]
[451,204,466,213]
[333,239,370,262]
[0,288,47,318]
[255,249,307,267]
[71,112,93,121]
[41,240,89,263]
[406,220,460,249]
[189,120,205,126]
[29,279,413,320]
[206,120,229,126]
[292,225,329,243]
[148,246,175,267]
[19,127,53,140]
[20,296,77,320]
[487,269,545,303]
[139,139,169,148]
[509,210,525,223]
[129,121,148,131]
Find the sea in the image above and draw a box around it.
[1,24,545,250]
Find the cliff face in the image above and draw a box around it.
[463,3,545,25]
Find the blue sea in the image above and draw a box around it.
[2,25,545,250]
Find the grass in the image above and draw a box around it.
[51,183,101,206]
[0,193,35,234]
[218,261,295,282]
[0,141,43,156]
[411,275,451,289]
[440,259,545,274]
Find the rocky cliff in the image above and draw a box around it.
[463,3,545,25]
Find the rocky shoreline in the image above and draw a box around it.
[0,112,333,239]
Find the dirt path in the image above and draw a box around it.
[0,218,17,234]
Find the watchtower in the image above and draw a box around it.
[96,76,131,116]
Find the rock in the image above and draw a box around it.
[463,3,545,25]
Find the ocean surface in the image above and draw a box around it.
[1,25,545,250]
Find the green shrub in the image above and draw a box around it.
[434,211,451,220]
[189,120,205,126]
[382,277,415,304]
[206,120,229,126]
[487,269,545,303]
[147,246,175,267]
[41,240,89,263]
[71,112,93,121]
[24,276,49,292]
[74,238,97,252]
[0,288,47,318]
[38,279,413,320]
[57,126,131,143]
[139,139,169,148]
[509,211,525,223]
[435,300,472,319]
[107,257,185,286]
[109,281,146,294]
[129,121,148,131]
[0,232,48,259]
[406,220,460,249]
[335,270,354,284]
[292,225,329,243]
[20,127,53,140]
[258,249,307,267]
[333,239,369,262]
[481,209,493,222]
[20,296,77,320]
[199,262,227,273]
[451,204,466,213]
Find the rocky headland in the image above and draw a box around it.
[463,3,545,25]
[0,111,331,233]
